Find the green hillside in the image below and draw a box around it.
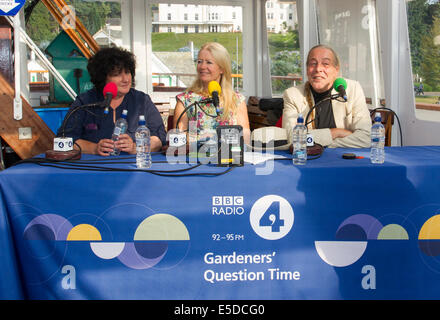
[151,31,300,93]
[151,31,299,64]
[152,32,243,62]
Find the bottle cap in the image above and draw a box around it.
[121,109,128,118]
[297,115,304,124]
[374,112,381,122]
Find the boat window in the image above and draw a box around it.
[266,1,302,96]
[316,0,385,108]
[151,3,243,94]
[24,0,122,104]
[26,0,122,52]
[406,0,440,122]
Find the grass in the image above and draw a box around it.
[151,31,300,64]
[152,32,243,63]
[415,95,440,104]
[268,31,299,55]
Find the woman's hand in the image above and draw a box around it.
[114,134,136,154]
[96,138,115,156]
[95,134,135,156]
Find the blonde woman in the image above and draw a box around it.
[173,42,250,146]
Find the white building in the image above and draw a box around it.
[152,4,243,33]
[152,1,296,34]
[266,1,297,33]
[93,18,123,48]
[28,51,49,83]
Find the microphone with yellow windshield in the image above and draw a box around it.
[208,80,222,115]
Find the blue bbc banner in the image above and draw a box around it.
[1,147,440,299]
[0,0,25,16]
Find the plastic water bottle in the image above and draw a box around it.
[292,114,307,165]
[370,112,385,164]
[110,109,128,156]
[135,115,152,168]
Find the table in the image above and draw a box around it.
[1,146,440,299]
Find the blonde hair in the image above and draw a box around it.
[188,42,238,120]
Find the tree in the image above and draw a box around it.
[25,1,59,49]
[25,1,120,49]
[270,50,301,94]
[407,0,430,75]
[268,29,299,55]
[70,0,112,35]
[420,13,440,90]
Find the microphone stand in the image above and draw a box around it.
[300,93,345,157]
[174,98,217,132]
[46,102,106,161]
[59,102,102,137]
[304,93,341,130]
[170,99,218,159]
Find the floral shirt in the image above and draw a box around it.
[176,90,245,143]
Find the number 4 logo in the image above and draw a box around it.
[250,195,294,240]
[259,201,285,232]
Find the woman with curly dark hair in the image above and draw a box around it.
[58,46,166,156]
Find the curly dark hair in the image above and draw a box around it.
[87,47,136,93]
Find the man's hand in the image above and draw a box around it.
[330,128,352,140]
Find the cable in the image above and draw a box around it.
[150,166,235,177]
[12,155,236,177]
[370,107,403,147]
[195,100,218,118]
[305,94,344,128]
[69,152,163,163]
[14,129,234,176]
[275,153,323,161]
[175,100,218,133]
[59,104,105,138]
[174,102,193,133]
[307,152,323,160]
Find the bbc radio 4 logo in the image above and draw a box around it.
[212,196,244,215]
